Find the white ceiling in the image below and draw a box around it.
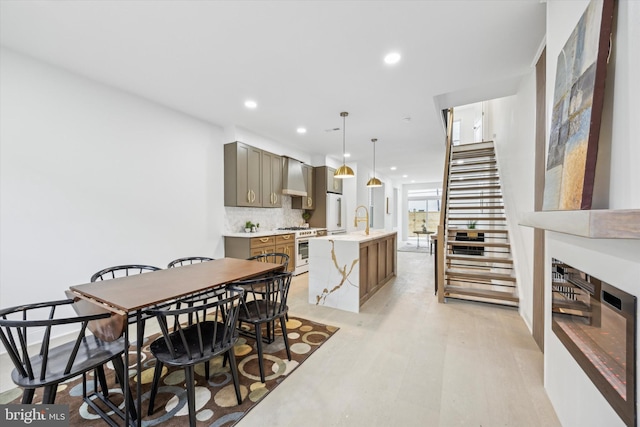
[0,0,546,185]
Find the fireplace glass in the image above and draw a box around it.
[551,258,636,426]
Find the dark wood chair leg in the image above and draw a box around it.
[147,360,164,416]
[95,365,109,397]
[280,316,292,361]
[42,384,58,404]
[184,366,196,427]
[254,324,266,383]
[222,352,228,367]
[227,348,242,405]
[112,355,137,421]
[204,361,210,380]
[21,389,35,404]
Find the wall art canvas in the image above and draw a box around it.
[542,0,615,210]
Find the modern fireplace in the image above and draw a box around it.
[551,258,636,426]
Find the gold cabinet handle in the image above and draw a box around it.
[282,235,290,240]
[274,193,277,204]
[250,190,255,203]
[307,197,312,207]
[260,237,270,243]
[247,190,251,203]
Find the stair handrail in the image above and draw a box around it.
[437,108,454,303]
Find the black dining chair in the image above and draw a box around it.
[90,264,162,345]
[246,252,291,322]
[246,252,289,271]
[0,298,137,422]
[145,286,245,427]
[91,264,161,282]
[167,256,214,268]
[167,256,220,380]
[234,272,292,383]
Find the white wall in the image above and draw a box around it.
[0,48,226,310]
[489,68,537,330]
[544,1,640,426]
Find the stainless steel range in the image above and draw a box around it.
[276,227,322,275]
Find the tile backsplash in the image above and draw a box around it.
[224,196,306,232]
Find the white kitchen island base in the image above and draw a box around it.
[308,230,397,313]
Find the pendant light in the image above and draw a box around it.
[366,138,383,187]
[334,112,355,179]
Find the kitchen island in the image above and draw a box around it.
[308,230,397,313]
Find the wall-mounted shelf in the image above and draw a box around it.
[520,209,640,239]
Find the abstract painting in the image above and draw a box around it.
[542,0,615,210]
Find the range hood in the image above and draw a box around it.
[281,157,307,197]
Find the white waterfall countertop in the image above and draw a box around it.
[313,229,396,242]
[309,230,397,313]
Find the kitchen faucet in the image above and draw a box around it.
[354,205,369,235]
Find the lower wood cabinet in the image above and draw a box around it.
[358,233,396,304]
[225,234,295,273]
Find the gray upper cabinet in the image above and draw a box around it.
[316,166,342,195]
[224,141,262,207]
[262,150,283,208]
[292,163,314,210]
[326,166,342,194]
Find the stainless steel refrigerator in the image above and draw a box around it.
[326,193,346,235]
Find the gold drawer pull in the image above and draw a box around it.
[282,235,291,240]
[259,237,270,243]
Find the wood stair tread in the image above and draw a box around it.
[450,176,500,182]
[448,205,505,210]
[445,269,516,282]
[451,160,496,167]
[449,194,503,200]
[447,228,509,234]
[446,240,511,248]
[448,185,501,191]
[447,254,513,263]
[451,167,498,174]
[447,216,507,221]
[451,150,495,156]
[444,285,519,302]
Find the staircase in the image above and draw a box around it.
[439,141,518,306]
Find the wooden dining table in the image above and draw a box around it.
[68,257,284,427]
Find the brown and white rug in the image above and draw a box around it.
[1,317,338,426]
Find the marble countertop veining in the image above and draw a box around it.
[313,230,397,243]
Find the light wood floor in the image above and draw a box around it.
[239,251,561,426]
[0,251,561,426]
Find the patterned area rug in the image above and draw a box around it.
[1,317,338,426]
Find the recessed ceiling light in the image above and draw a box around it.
[297,127,307,134]
[411,180,415,183]
[343,153,351,158]
[402,174,408,178]
[390,166,397,171]
[244,100,257,109]
[384,52,401,65]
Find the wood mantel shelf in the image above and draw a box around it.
[520,209,640,239]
